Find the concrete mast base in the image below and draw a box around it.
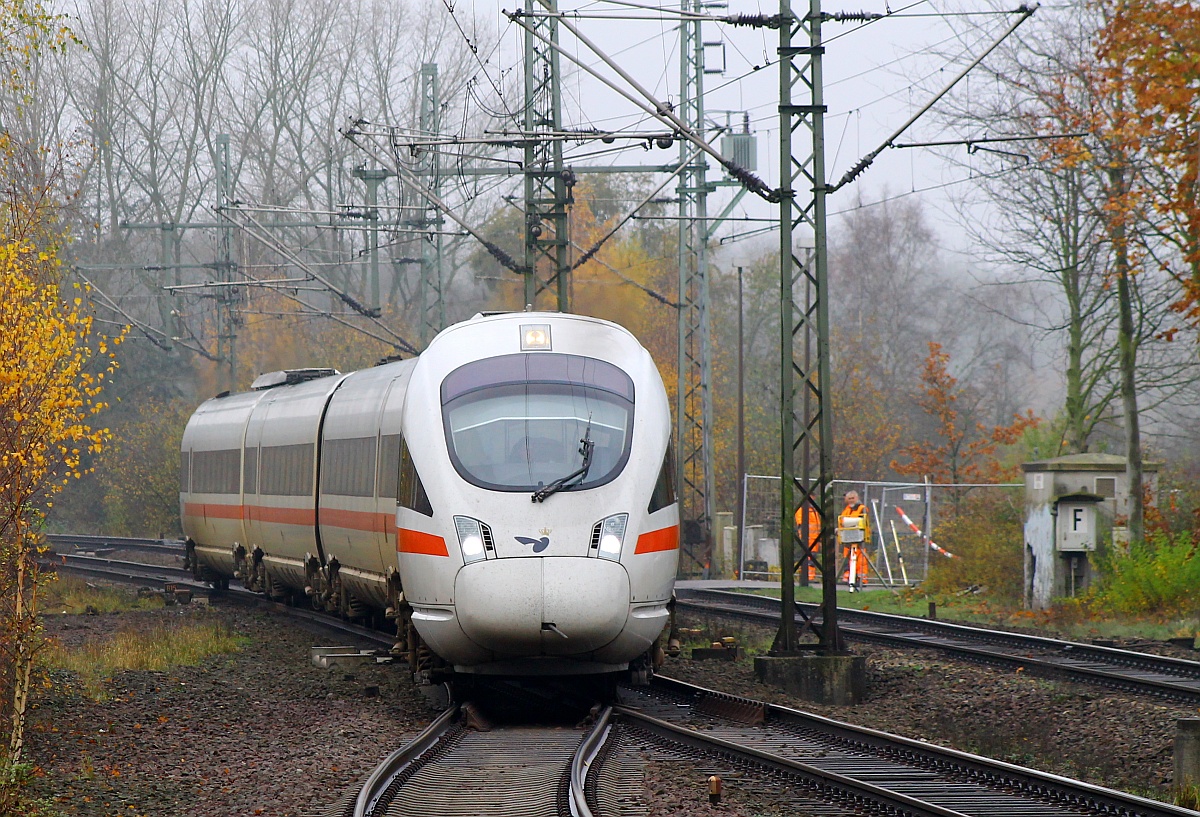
[753,653,866,706]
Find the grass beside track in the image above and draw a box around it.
[40,579,247,700]
[45,618,247,700]
[42,575,166,615]
[737,585,1200,645]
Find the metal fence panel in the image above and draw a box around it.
[738,475,1019,587]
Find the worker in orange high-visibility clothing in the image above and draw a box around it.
[794,503,821,582]
[837,490,870,591]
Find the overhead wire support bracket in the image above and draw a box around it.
[891,131,1088,150]
[892,129,1089,161]
[828,3,1038,194]
[503,7,777,203]
[222,206,380,319]
[344,131,698,300]
[343,124,528,280]
[506,7,787,27]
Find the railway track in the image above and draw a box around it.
[320,701,608,817]
[605,677,1196,817]
[46,551,195,586]
[677,586,1200,703]
[48,542,1200,705]
[327,676,1197,817]
[43,547,399,650]
[45,532,185,557]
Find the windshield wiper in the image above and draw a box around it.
[531,424,594,503]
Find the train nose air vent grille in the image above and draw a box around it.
[481,523,495,553]
[589,522,602,552]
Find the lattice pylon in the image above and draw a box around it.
[522,0,571,312]
[776,0,841,654]
[674,0,715,576]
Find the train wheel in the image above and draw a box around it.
[628,650,653,686]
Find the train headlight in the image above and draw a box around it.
[595,513,628,561]
[520,323,552,350]
[453,516,487,564]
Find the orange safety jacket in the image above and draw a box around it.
[838,503,870,580]
[795,506,821,547]
[795,506,821,580]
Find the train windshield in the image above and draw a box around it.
[441,353,635,492]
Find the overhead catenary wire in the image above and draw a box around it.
[829,4,1039,193]
[568,145,703,274]
[74,269,222,361]
[73,270,176,353]
[441,0,522,130]
[219,205,420,355]
[717,136,1091,246]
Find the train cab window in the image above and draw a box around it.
[441,353,635,492]
[648,444,676,514]
[398,437,433,516]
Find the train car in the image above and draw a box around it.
[180,311,678,680]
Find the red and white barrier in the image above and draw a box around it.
[894,507,955,558]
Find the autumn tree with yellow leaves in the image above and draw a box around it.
[0,245,119,752]
[0,0,121,808]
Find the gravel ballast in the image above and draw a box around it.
[23,603,1197,815]
[26,603,434,817]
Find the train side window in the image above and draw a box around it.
[243,447,258,494]
[260,443,315,496]
[398,437,433,517]
[377,434,401,500]
[321,436,376,497]
[192,449,240,494]
[648,444,676,514]
[180,451,190,493]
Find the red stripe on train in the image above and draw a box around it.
[634,525,679,554]
[182,502,315,526]
[320,507,396,535]
[397,528,449,557]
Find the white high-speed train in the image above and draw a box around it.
[180,311,679,679]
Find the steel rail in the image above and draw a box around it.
[676,587,1200,701]
[636,676,1199,817]
[569,706,610,817]
[369,723,589,816]
[615,704,970,816]
[352,705,462,817]
[45,552,196,585]
[46,533,184,555]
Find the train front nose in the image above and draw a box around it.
[454,558,629,656]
